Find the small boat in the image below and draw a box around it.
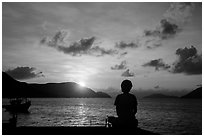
[3,98,31,113]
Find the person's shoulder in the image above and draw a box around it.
[116,94,125,100]
[128,93,135,96]
[114,94,123,105]
[129,93,137,98]
[116,94,123,98]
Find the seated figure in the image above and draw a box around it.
[112,80,138,128]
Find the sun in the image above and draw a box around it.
[79,82,86,87]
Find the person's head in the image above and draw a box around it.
[121,80,133,93]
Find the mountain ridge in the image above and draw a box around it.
[180,87,202,99]
[142,87,202,99]
[2,72,111,98]
[143,93,178,99]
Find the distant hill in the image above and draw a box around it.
[180,87,202,99]
[94,91,111,98]
[143,93,178,99]
[2,72,111,98]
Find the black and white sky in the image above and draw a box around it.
[2,2,202,91]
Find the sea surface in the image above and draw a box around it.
[2,98,202,135]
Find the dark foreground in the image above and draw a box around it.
[3,126,158,135]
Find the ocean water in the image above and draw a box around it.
[2,98,202,135]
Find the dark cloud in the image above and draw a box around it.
[143,2,195,42]
[142,58,170,71]
[142,46,202,75]
[154,85,160,89]
[40,37,48,45]
[160,19,179,38]
[121,52,128,56]
[144,19,180,40]
[117,52,128,59]
[88,46,118,57]
[121,69,134,77]
[120,52,128,56]
[111,61,127,70]
[146,42,162,49]
[41,31,118,56]
[40,31,68,47]
[115,41,139,49]
[56,37,96,56]
[5,67,44,80]
[171,46,202,75]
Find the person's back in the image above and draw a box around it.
[113,80,138,128]
[114,93,137,120]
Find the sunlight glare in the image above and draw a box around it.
[79,82,86,87]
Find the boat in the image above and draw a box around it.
[3,98,31,113]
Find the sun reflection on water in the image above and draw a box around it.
[77,103,89,126]
[78,104,85,115]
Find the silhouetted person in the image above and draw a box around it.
[113,79,138,128]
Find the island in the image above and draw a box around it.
[143,93,178,99]
[2,72,111,98]
[180,87,202,99]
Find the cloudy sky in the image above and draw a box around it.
[2,2,202,91]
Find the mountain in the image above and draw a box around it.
[180,87,202,99]
[95,91,112,98]
[2,72,111,98]
[143,93,178,99]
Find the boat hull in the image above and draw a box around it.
[3,101,31,113]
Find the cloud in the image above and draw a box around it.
[164,2,195,25]
[40,30,69,47]
[146,41,162,49]
[144,19,180,40]
[143,2,195,42]
[117,52,128,59]
[154,85,160,89]
[88,46,118,57]
[171,46,202,75]
[41,30,118,56]
[115,41,139,49]
[120,52,128,56]
[56,36,95,55]
[5,67,44,80]
[142,58,170,71]
[111,60,127,70]
[142,46,202,75]
[121,69,134,77]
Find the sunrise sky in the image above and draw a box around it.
[2,2,202,91]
